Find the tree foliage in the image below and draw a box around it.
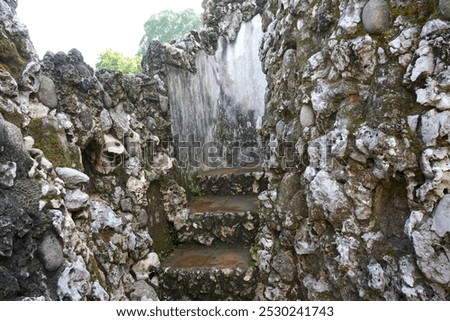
[138,9,202,55]
[96,50,142,74]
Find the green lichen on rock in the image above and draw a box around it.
[1,110,25,128]
[89,254,108,290]
[390,0,441,24]
[27,118,79,168]
[146,181,175,255]
[0,37,26,79]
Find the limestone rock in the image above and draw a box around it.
[38,232,64,272]
[0,69,18,97]
[104,134,125,154]
[368,262,386,291]
[132,252,160,281]
[432,195,450,237]
[90,281,110,301]
[412,222,450,285]
[55,167,89,188]
[0,119,33,179]
[300,105,315,127]
[109,104,130,139]
[337,0,366,34]
[271,252,295,282]
[90,201,122,233]
[158,94,169,113]
[130,281,159,301]
[64,189,89,212]
[19,61,40,92]
[56,112,73,130]
[362,0,391,34]
[0,161,16,188]
[99,109,113,132]
[308,170,350,225]
[38,75,58,108]
[57,256,91,301]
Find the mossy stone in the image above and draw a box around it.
[0,37,26,78]
[27,118,80,168]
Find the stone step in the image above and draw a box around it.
[176,196,259,245]
[194,166,267,196]
[159,244,256,300]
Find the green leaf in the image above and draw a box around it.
[138,8,202,55]
[96,49,142,74]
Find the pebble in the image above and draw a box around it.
[362,0,391,34]
[64,189,89,212]
[300,105,315,127]
[38,233,64,272]
[38,76,58,108]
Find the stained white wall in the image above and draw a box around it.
[166,15,267,169]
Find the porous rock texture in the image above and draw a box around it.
[255,0,450,300]
[2,0,450,301]
[147,0,450,301]
[0,0,177,300]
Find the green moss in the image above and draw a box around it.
[98,229,116,243]
[27,118,79,168]
[115,165,129,185]
[188,181,204,197]
[249,244,263,268]
[390,0,441,25]
[89,254,108,289]
[146,181,175,255]
[0,37,26,78]
[1,110,25,128]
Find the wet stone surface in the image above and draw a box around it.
[159,245,256,300]
[189,195,259,213]
[161,245,251,269]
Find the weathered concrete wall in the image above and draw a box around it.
[144,2,267,172]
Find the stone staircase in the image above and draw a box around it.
[158,166,266,300]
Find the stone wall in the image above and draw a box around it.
[0,0,180,300]
[254,0,450,300]
[144,0,450,300]
[2,0,450,301]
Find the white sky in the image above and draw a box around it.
[17,0,203,67]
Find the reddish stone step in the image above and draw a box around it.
[161,245,251,269]
[159,244,256,300]
[189,195,258,213]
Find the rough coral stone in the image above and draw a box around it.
[362,0,391,34]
